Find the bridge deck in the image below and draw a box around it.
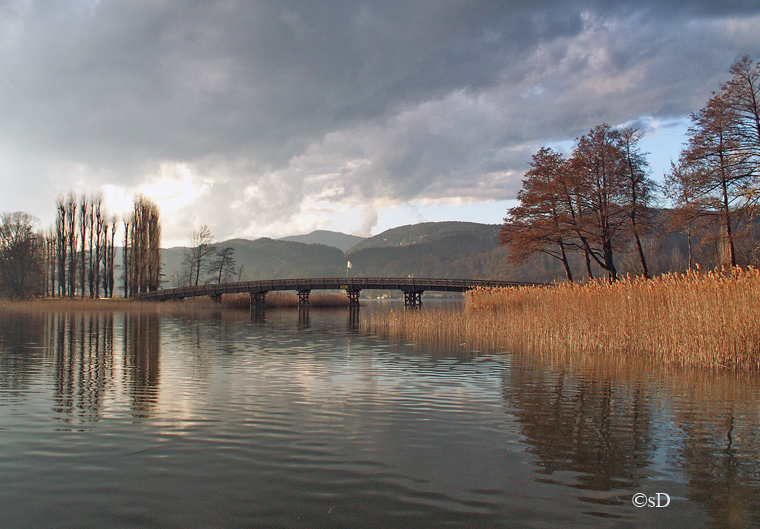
[135,277,538,302]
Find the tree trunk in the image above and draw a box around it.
[559,241,573,282]
[631,215,649,278]
[584,250,593,280]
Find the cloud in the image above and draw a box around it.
[0,1,759,244]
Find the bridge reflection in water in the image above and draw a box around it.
[135,277,538,308]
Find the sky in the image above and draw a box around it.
[1,1,759,247]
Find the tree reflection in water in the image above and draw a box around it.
[47,312,114,423]
[1,311,161,423]
[503,354,760,526]
[123,312,161,418]
[502,360,654,514]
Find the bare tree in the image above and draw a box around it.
[123,196,162,296]
[66,192,77,297]
[0,212,44,298]
[208,247,237,284]
[93,196,104,297]
[122,217,131,297]
[79,194,89,297]
[106,218,117,297]
[55,195,68,297]
[183,225,216,286]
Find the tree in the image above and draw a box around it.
[123,196,161,296]
[105,219,117,297]
[93,195,104,297]
[122,217,131,297]
[723,56,760,188]
[79,194,90,297]
[665,161,711,270]
[208,247,237,284]
[500,147,575,281]
[619,127,656,278]
[0,212,44,298]
[566,124,630,281]
[183,225,215,286]
[55,195,67,296]
[66,192,77,297]
[679,92,749,267]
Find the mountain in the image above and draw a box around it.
[158,217,697,287]
[160,237,346,286]
[279,230,365,252]
[345,223,505,279]
[349,221,496,251]
[158,221,567,286]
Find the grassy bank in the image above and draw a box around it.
[1,292,350,312]
[0,297,169,312]
[363,267,760,371]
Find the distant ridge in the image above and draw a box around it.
[279,230,365,252]
[350,221,497,252]
[158,217,691,286]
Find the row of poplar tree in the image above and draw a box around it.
[501,56,760,281]
[0,193,161,298]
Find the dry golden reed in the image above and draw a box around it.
[1,292,350,313]
[222,292,349,309]
[363,267,760,371]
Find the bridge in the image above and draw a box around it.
[135,277,537,308]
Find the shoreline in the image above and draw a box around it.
[362,267,760,372]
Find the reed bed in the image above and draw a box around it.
[221,292,349,309]
[363,267,760,371]
[0,297,172,313]
[2,292,351,312]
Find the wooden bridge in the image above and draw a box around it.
[135,277,537,308]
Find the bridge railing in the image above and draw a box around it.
[135,277,540,301]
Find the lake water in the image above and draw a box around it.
[1,305,759,528]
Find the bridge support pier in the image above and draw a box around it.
[250,291,267,310]
[298,289,311,307]
[346,289,361,308]
[403,290,423,308]
[210,294,223,303]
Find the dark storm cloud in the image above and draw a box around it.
[0,0,758,240]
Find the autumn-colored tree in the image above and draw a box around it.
[619,127,656,278]
[665,161,710,270]
[677,92,749,267]
[500,147,575,281]
[567,124,630,281]
[723,56,760,188]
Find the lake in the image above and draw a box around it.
[1,305,759,528]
